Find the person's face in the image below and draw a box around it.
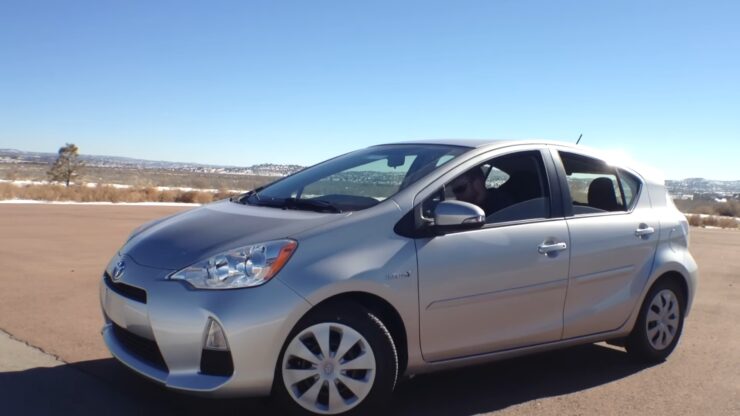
[451,174,486,206]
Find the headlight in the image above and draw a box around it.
[168,239,298,289]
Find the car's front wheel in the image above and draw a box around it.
[273,304,398,415]
[626,278,686,362]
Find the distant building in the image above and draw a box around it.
[672,194,694,200]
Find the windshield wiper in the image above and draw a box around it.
[282,197,342,213]
[234,192,342,213]
[231,187,264,205]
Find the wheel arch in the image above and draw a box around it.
[651,271,689,311]
[647,251,698,318]
[304,291,409,377]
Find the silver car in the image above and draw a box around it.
[100,140,697,415]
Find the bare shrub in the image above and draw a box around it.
[714,201,740,218]
[685,213,739,229]
[686,214,702,227]
[24,184,65,201]
[143,187,160,200]
[0,183,222,204]
[702,216,719,227]
[214,189,237,201]
[158,190,178,202]
[673,199,740,217]
[0,183,16,199]
[171,190,214,204]
[716,217,739,229]
[193,192,214,204]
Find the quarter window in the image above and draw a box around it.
[617,169,641,210]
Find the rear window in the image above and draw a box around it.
[559,152,641,215]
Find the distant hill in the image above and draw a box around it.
[2,148,739,195]
[666,178,740,197]
[0,148,304,177]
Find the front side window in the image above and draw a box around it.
[436,150,551,224]
[243,145,467,212]
[559,151,640,214]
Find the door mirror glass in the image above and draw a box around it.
[433,200,486,232]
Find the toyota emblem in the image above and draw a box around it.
[111,260,126,282]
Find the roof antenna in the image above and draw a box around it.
[576,134,583,145]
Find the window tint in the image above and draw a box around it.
[559,151,634,214]
[441,150,550,224]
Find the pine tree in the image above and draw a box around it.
[48,143,83,187]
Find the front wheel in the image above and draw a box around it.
[273,304,398,415]
[626,279,686,362]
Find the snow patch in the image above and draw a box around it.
[0,179,245,193]
[0,199,198,207]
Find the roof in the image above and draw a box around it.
[382,138,509,148]
[379,138,666,184]
[382,138,593,153]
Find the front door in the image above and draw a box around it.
[417,149,570,361]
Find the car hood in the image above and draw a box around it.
[121,199,345,270]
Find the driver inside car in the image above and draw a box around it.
[450,167,495,214]
[450,166,516,217]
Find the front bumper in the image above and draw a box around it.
[100,255,311,397]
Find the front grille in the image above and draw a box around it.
[111,323,168,371]
[104,272,147,303]
[200,349,234,376]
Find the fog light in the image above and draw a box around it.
[204,319,229,351]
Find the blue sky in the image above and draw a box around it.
[1,0,738,179]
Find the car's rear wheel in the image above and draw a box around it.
[273,304,398,415]
[626,279,686,362]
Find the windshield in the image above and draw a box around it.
[242,144,468,212]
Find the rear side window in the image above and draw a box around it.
[558,152,640,215]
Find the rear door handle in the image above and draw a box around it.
[635,226,655,237]
[538,242,568,255]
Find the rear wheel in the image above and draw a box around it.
[273,304,398,415]
[626,279,686,362]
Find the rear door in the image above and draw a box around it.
[552,149,660,339]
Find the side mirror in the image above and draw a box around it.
[432,200,486,233]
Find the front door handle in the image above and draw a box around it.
[538,242,568,255]
[635,225,655,238]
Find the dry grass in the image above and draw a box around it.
[675,199,740,218]
[0,183,237,204]
[0,163,278,190]
[685,214,739,229]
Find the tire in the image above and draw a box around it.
[626,279,686,363]
[272,303,398,416]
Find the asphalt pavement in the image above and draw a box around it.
[0,204,738,415]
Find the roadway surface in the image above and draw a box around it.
[0,204,737,415]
